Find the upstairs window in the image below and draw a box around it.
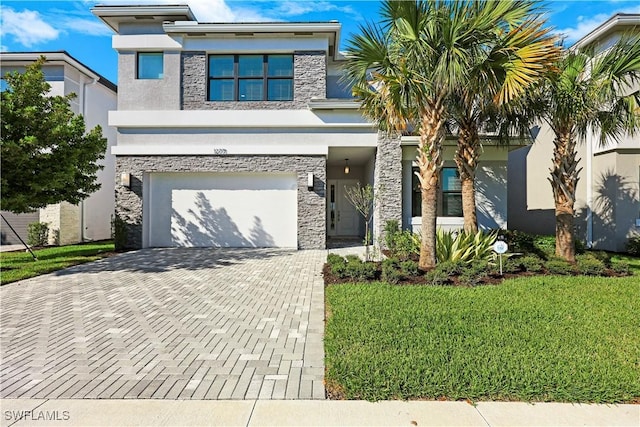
[412,167,463,217]
[208,54,293,101]
[137,52,163,79]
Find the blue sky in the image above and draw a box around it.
[1,0,640,84]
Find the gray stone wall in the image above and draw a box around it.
[115,155,326,250]
[373,132,403,248]
[181,51,326,110]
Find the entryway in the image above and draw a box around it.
[327,179,360,237]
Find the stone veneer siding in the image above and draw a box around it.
[373,132,403,248]
[181,51,326,110]
[115,155,326,250]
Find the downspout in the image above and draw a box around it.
[586,127,593,249]
[80,75,99,242]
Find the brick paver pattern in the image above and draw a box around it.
[0,248,326,400]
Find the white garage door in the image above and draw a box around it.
[147,172,297,248]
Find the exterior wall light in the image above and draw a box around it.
[307,172,314,190]
[344,158,350,175]
[120,172,131,188]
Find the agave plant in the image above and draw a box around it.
[436,228,498,264]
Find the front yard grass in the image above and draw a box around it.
[0,241,115,285]
[325,275,640,403]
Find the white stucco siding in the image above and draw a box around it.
[81,81,118,242]
[402,145,511,232]
[147,172,298,248]
[476,163,508,229]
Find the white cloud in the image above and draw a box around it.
[558,5,640,42]
[271,1,362,20]
[0,6,59,47]
[59,17,113,36]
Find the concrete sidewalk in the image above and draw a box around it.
[1,399,637,426]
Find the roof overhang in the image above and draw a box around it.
[163,21,342,60]
[91,5,196,33]
[574,13,640,48]
[0,51,117,92]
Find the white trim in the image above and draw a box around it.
[182,38,328,53]
[308,99,361,110]
[574,14,640,48]
[164,21,341,35]
[112,35,184,50]
[109,110,376,129]
[1,52,101,86]
[111,144,328,156]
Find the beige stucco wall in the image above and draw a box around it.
[591,150,640,251]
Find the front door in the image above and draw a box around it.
[327,179,360,237]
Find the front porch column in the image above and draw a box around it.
[373,131,403,248]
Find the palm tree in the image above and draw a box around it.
[450,18,559,233]
[526,37,640,262]
[344,0,557,268]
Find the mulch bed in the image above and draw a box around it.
[322,262,626,287]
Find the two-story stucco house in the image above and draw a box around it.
[92,4,523,250]
[508,13,640,253]
[0,52,117,246]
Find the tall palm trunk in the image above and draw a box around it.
[455,122,480,233]
[417,105,444,270]
[549,130,581,262]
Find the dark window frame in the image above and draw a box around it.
[136,52,164,80]
[207,54,293,101]
[411,166,463,218]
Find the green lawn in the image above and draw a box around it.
[0,241,115,285]
[325,275,640,403]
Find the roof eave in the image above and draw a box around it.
[573,13,640,48]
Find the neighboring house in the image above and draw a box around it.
[508,14,640,253]
[92,4,523,250]
[0,52,117,246]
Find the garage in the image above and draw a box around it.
[146,172,298,248]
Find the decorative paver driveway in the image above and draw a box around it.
[0,248,326,400]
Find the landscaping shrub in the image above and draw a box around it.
[458,260,489,286]
[327,253,348,278]
[626,234,640,256]
[611,262,631,275]
[436,228,497,263]
[502,229,536,254]
[502,258,522,274]
[424,269,449,285]
[434,260,465,276]
[344,256,376,281]
[520,255,544,273]
[384,220,420,261]
[27,222,49,247]
[576,255,606,276]
[381,258,402,284]
[111,214,128,251]
[400,260,419,277]
[534,235,557,258]
[546,259,575,275]
[383,220,400,250]
[589,251,612,267]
